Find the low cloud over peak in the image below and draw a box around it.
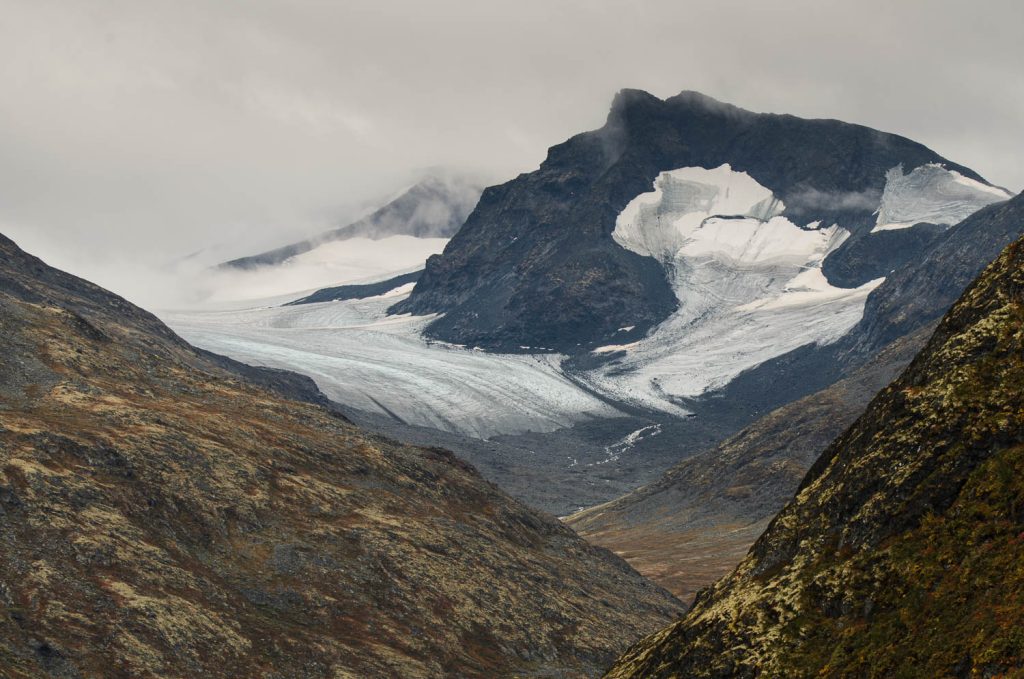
[1,0,1020,307]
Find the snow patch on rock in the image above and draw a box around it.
[873,163,1012,232]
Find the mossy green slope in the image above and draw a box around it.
[606,229,1024,677]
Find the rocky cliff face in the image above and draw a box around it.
[393,89,990,352]
[0,233,683,678]
[605,223,1024,677]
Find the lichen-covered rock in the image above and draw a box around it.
[0,233,683,679]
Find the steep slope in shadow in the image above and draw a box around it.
[0,233,683,679]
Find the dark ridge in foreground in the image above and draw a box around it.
[0,233,683,678]
[606,210,1024,677]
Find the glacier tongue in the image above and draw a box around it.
[162,292,621,440]
[591,164,878,414]
[873,163,1013,232]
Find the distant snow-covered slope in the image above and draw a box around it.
[221,172,483,270]
[199,235,448,306]
[187,172,484,308]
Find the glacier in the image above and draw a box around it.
[585,164,881,415]
[873,163,1012,232]
[162,163,1011,441]
[162,286,621,439]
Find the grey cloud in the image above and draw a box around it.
[0,0,1021,308]
[786,187,884,213]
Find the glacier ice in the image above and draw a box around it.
[591,164,880,414]
[873,163,1012,232]
[162,234,623,439]
[162,289,621,439]
[613,164,785,262]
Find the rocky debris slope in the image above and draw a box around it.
[0,233,683,678]
[605,222,1024,678]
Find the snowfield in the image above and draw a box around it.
[873,163,1012,232]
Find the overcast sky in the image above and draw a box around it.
[1,0,1021,305]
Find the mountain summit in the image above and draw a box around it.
[222,171,484,270]
[392,89,1008,352]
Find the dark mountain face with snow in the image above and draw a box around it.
[392,89,1009,352]
[221,172,484,270]
[571,192,1024,603]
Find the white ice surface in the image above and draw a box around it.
[591,164,881,414]
[161,290,620,439]
[873,164,1012,232]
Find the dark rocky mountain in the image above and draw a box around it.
[569,192,1024,602]
[221,173,483,270]
[392,89,992,352]
[0,233,683,678]
[605,226,1024,677]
